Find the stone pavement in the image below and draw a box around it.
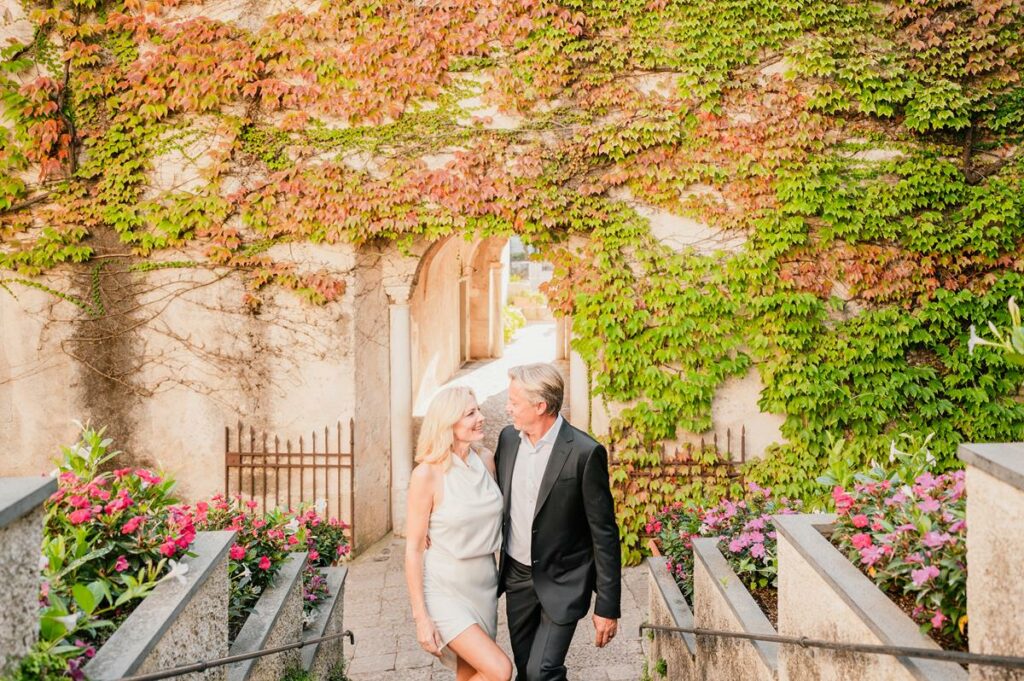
[342,535,648,681]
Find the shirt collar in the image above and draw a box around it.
[521,415,563,450]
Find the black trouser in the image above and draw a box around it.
[503,555,579,681]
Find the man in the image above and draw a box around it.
[496,362,621,681]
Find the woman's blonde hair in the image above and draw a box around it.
[415,385,479,471]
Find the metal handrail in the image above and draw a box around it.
[116,630,355,681]
[640,622,1024,670]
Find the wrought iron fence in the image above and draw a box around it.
[224,420,355,544]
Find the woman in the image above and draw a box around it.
[405,386,512,681]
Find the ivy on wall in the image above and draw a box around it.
[2,0,1023,563]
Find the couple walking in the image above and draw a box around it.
[405,363,621,681]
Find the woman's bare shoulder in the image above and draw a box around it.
[410,462,439,484]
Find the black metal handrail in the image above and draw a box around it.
[640,622,1024,670]
[116,630,355,681]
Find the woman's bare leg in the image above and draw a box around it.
[447,625,512,681]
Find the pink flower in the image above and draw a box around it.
[229,544,246,560]
[832,486,854,513]
[917,498,940,513]
[911,565,939,586]
[135,469,161,486]
[728,537,746,553]
[750,543,766,559]
[859,545,885,566]
[851,533,873,550]
[309,550,320,562]
[288,535,299,545]
[68,509,92,525]
[114,555,129,572]
[948,520,966,534]
[121,516,144,534]
[246,500,259,510]
[68,495,90,509]
[922,531,950,548]
[113,468,132,479]
[930,611,947,629]
[337,544,350,557]
[851,515,869,528]
[160,540,177,557]
[258,556,271,570]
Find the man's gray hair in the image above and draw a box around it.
[508,363,564,416]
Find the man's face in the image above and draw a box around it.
[507,379,544,432]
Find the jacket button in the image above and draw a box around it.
[532,560,539,566]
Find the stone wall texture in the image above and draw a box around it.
[228,552,306,681]
[775,515,965,681]
[0,502,47,668]
[692,538,778,681]
[962,444,1024,681]
[645,558,697,681]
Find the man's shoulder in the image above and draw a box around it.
[565,421,605,455]
[499,424,520,440]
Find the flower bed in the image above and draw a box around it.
[648,482,801,623]
[829,469,967,649]
[184,495,351,641]
[34,426,196,679]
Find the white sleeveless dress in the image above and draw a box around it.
[422,450,503,668]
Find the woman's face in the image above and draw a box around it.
[452,398,485,445]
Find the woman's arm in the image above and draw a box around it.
[404,464,442,656]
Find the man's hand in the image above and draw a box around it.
[593,614,618,648]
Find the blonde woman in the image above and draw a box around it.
[405,386,512,681]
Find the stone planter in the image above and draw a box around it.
[0,476,57,668]
[301,566,348,679]
[774,514,967,681]
[228,552,307,681]
[959,442,1024,681]
[646,557,697,681]
[86,530,235,681]
[692,537,778,681]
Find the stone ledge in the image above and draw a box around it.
[228,552,307,681]
[86,530,235,680]
[774,513,967,681]
[958,443,1024,492]
[692,537,778,677]
[0,476,56,529]
[646,557,697,655]
[301,566,348,675]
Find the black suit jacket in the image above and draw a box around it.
[495,420,621,625]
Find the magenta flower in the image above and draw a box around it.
[114,555,129,572]
[851,514,869,528]
[930,611,947,629]
[911,565,939,586]
[258,556,272,570]
[859,545,885,566]
[851,533,873,549]
[229,544,246,560]
[160,540,177,557]
[68,509,92,525]
[121,515,144,534]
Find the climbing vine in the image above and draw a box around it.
[3,0,1024,563]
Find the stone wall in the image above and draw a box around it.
[960,443,1024,681]
[0,476,56,669]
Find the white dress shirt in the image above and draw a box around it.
[507,415,564,565]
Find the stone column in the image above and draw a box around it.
[554,316,567,360]
[386,285,413,537]
[489,261,504,358]
[568,334,589,431]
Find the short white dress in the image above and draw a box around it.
[422,450,503,668]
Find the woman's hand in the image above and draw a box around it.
[416,616,443,657]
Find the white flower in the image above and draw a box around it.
[870,460,879,470]
[925,451,936,465]
[284,518,300,534]
[314,499,327,514]
[888,441,898,463]
[54,612,81,632]
[159,559,190,586]
[49,468,59,478]
[241,564,252,581]
[39,555,48,571]
[967,325,981,354]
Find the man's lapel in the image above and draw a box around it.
[533,419,574,520]
[500,429,518,517]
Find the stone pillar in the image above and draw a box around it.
[554,316,567,360]
[386,285,413,537]
[489,261,504,358]
[569,337,589,431]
